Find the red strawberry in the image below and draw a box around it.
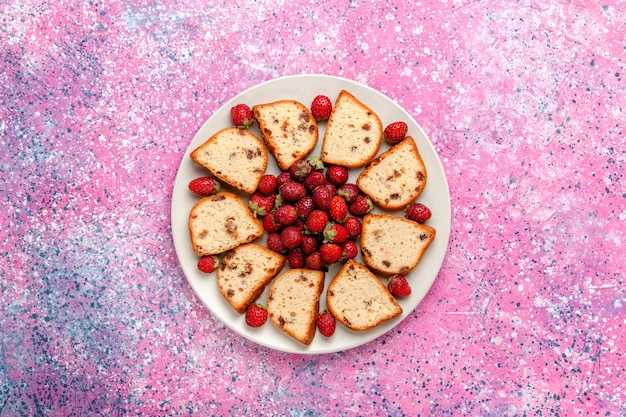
[303,171,326,192]
[197,255,219,273]
[262,211,281,232]
[312,185,333,211]
[305,251,325,270]
[329,195,348,223]
[258,174,278,195]
[337,183,359,203]
[317,310,336,337]
[388,274,411,297]
[383,121,408,144]
[405,202,432,223]
[287,248,305,268]
[295,195,315,219]
[343,216,362,239]
[326,165,349,186]
[341,241,358,260]
[231,104,254,129]
[320,242,343,264]
[323,222,348,244]
[266,232,287,253]
[305,210,329,234]
[281,226,303,249]
[274,204,297,226]
[289,159,312,181]
[276,171,293,187]
[280,181,306,202]
[310,95,332,121]
[188,177,221,196]
[301,234,320,254]
[349,195,373,217]
[245,303,268,327]
[248,192,275,217]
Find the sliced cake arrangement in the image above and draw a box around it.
[184,89,438,347]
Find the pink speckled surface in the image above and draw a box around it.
[1,0,625,415]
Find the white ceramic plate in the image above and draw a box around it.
[171,75,451,354]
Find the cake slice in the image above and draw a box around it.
[320,90,383,168]
[217,243,286,313]
[253,100,318,171]
[360,213,436,275]
[188,192,264,256]
[190,127,267,194]
[266,269,325,345]
[356,136,427,210]
[326,260,402,331]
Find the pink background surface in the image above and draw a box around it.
[1,0,625,415]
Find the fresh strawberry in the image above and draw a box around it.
[383,121,408,144]
[320,242,343,264]
[388,274,411,297]
[307,155,325,172]
[405,202,432,223]
[329,195,348,223]
[289,159,312,181]
[349,195,373,217]
[326,165,349,186]
[276,171,293,187]
[281,226,303,249]
[343,216,362,239]
[310,95,332,121]
[303,171,326,192]
[295,195,315,219]
[305,210,329,234]
[262,211,281,232]
[280,181,306,202]
[341,240,358,260]
[266,232,287,253]
[231,104,254,129]
[312,185,333,211]
[248,192,275,217]
[301,234,320,254]
[337,183,359,204]
[258,174,278,195]
[305,251,325,270]
[317,310,336,337]
[323,222,348,244]
[197,255,219,273]
[188,177,221,196]
[274,204,297,226]
[245,303,268,327]
[287,248,305,268]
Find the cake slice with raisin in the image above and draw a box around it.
[253,100,318,171]
[217,243,286,313]
[321,90,383,168]
[326,260,402,331]
[356,136,427,210]
[360,213,436,275]
[188,192,264,256]
[190,127,267,194]
[266,268,325,345]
